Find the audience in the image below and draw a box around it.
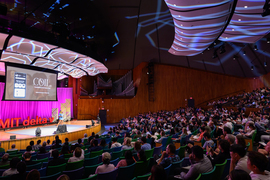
[247,151,270,180]
[23,152,36,165]
[141,136,151,151]
[148,165,167,180]
[10,161,27,180]
[88,139,103,152]
[0,153,9,166]
[116,150,135,168]
[207,139,230,165]
[229,169,252,180]
[2,157,20,176]
[121,137,132,150]
[68,147,84,162]
[48,150,66,166]
[111,137,122,149]
[229,144,250,174]
[158,144,180,168]
[25,169,40,180]
[94,152,115,174]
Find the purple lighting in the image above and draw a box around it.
[0,83,73,123]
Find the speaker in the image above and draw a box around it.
[56,125,67,133]
[0,4,7,16]
[10,135,16,140]
[99,110,107,124]
[188,99,195,108]
[86,125,91,128]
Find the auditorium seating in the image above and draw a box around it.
[63,166,84,179]
[97,168,119,180]
[117,163,136,180]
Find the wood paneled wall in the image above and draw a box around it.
[77,63,266,123]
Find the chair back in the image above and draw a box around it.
[112,151,123,160]
[175,148,180,156]
[113,146,122,152]
[103,148,113,153]
[164,164,172,177]
[40,172,61,180]
[122,148,133,157]
[63,166,84,180]
[178,145,187,159]
[221,159,231,180]
[117,138,124,144]
[84,138,88,145]
[144,148,154,159]
[105,138,111,144]
[196,174,201,180]
[133,159,150,177]
[252,130,257,146]
[170,158,184,175]
[87,174,98,180]
[47,163,66,176]
[180,136,186,146]
[85,152,91,158]
[84,163,103,178]
[117,163,135,180]
[66,159,84,171]
[0,164,10,169]
[166,136,172,147]
[90,150,103,158]
[33,157,49,163]
[37,152,50,160]
[246,142,250,152]
[38,167,47,177]
[26,162,43,171]
[0,169,6,176]
[64,153,73,158]
[6,150,18,154]
[98,168,119,180]
[110,158,119,166]
[135,173,151,180]
[161,137,168,151]
[212,160,227,180]
[200,166,216,180]
[153,146,162,157]
[84,156,99,166]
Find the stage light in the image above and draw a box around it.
[35,127,41,137]
[267,38,270,43]
[212,51,218,59]
[243,51,246,55]
[233,55,238,60]
[254,45,258,51]
[251,66,254,71]
[264,62,267,67]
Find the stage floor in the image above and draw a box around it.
[0,120,97,141]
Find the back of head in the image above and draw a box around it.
[150,165,167,180]
[112,137,117,142]
[37,140,41,144]
[203,132,211,139]
[74,147,82,158]
[230,144,246,158]
[52,149,59,159]
[93,139,98,146]
[30,141,34,146]
[10,157,20,169]
[236,134,246,148]
[57,174,70,180]
[26,145,32,152]
[2,153,9,162]
[138,150,147,162]
[134,141,141,151]
[17,161,26,174]
[191,145,204,159]
[223,127,232,134]
[218,139,230,153]
[78,138,82,144]
[248,151,268,172]
[11,144,16,149]
[229,169,251,180]
[102,152,111,165]
[141,136,147,144]
[42,141,46,147]
[226,134,235,144]
[26,169,40,180]
[168,143,176,154]
[24,152,31,160]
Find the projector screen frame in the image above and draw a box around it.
[3,62,58,101]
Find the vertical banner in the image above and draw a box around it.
[61,103,67,121]
[52,108,58,122]
[65,99,71,121]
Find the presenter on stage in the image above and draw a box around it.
[57,110,64,127]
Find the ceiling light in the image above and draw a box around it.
[264,62,267,67]
[232,29,235,31]
[243,51,246,55]
[244,6,248,8]
[254,45,258,51]
[267,38,270,43]
[233,55,238,60]
[251,66,254,71]
[238,19,241,21]
[214,41,217,45]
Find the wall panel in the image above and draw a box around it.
[78,63,266,123]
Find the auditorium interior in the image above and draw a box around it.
[0,0,270,180]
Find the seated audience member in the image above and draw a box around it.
[148,165,167,180]
[52,135,62,145]
[202,132,214,150]
[141,136,151,151]
[57,174,70,180]
[23,152,36,166]
[223,118,233,131]
[89,139,103,152]
[33,140,42,150]
[60,144,70,155]
[155,131,166,143]
[121,137,132,150]
[89,132,95,141]
[95,152,115,174]
[0,142,5,152]
[136,150,147,162]
[25,169,40,180]
[247,151,270,180]
[132,141,141,154]
[82,133,88,141]
[241,123,256,139]
[158,144,180,168]
[229,169,252,180]
[76,138,83,147]
[235,134,246,148]
[68,147,83,162]
[24,145,35,154]
[134,131,142,139]
[174,146,213,180]
[38,142,47,154]
[30,141,35,150]
[10,161,27,180]
[220,127,232,139]
[46,139,51,146]
[48,150,66,166]
[111,137,122,149]
[258,141,270,156]
[99,139,107,149]
[2,157,20,176]
[189,126,206,142]
[229,144,251,174]
[0,153,9,166]
[226,134,236,146]
[207,139,230,165]
[7,144,18,152]
[116,150,135,168]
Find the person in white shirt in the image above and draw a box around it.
[223,119,233,131]
[111,137,122,149]
[230,144,251,174]
[247,151,270,180]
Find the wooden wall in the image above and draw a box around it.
[77,63,266,123]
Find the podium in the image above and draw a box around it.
[99,110,107,124]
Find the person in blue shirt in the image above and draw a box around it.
[141,136,151,151]
[57,110,63,127]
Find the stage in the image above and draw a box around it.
[0,120,101,151]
